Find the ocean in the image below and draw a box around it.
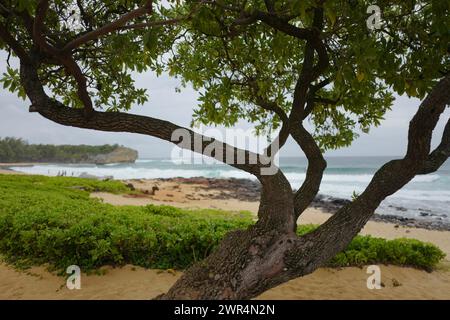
[11,156,450,222]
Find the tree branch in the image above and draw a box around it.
[33,0,59,56]
[302,78,333,118]
[291,125,326,219]
[288,8,328,218]
[19,57,271,179]
[0,24,31,63]
[247,81,289,156]
[61,0,153,52]
[32,0,94,115]
[289,7,328,124]
[257,98,289,157]
[288,74,450,275]
[418,116,450,174]
[254,11,312,40]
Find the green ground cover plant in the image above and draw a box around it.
[0,174,445,272]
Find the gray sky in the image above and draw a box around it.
[1,53,448,159]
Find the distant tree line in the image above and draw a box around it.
[0,137,119,163]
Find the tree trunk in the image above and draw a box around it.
[160,172,299,299]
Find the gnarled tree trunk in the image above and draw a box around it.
[161,171,298,299]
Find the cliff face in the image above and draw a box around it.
[87,147,138,164]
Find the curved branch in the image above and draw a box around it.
[289,7,328,124]
[33,0,59,56]
[418,116,450,174]
[291,125,326,219]
[62,0,153,52]
[59,55,94,114]
[254,11,313,40]
[0,24,31,63]
[19,57,270,179]
[287,74,450,275]
[33,0,94,114]
[255,97,289,156]
[302,77,332,119]
[288,9,328,219]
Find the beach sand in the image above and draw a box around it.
[0,168,25,175]
[1,263,449,300]
[1,175,449,299]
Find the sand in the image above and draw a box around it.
[1,263,449,300]
[0,168,25,175]
[1,175,449,299]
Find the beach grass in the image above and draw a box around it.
[0,174,445,273]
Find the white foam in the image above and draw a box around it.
[9,163,449,204]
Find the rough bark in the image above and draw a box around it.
[291,125,326,219]
[418,118,450,174]
[162,171,296,299]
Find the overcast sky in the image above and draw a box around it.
[1,52,448,159]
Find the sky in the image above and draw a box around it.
[0,52,449,159]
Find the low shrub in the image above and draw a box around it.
[329,235,445,271]
[0,174,445,272]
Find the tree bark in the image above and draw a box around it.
[161,171,298,299]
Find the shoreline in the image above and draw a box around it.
[1,165,449,231]
[125,177,450,232]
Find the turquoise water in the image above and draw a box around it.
[11,156,450,221]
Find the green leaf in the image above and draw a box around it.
[143,29,160,55]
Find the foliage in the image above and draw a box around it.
[330,235,445,271]
[167,0,448,149]
[1,1,448,150]
[0,174,445,272]
[0,137,120,163]
[0,174,252,270]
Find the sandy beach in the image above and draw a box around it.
[1,263,449,300]
[0,173,449,299]
[0,168,25,175]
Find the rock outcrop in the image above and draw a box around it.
[87,147,138,164]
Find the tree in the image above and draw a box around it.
[0,137,120,162]
[0,0,448,299]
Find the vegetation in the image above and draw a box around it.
[0,137,120,163]
[0,174,444,272]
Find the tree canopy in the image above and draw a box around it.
[1,1,448,150]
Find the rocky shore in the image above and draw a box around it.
[152,177,450,231]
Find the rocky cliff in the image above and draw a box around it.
[87,147,138,164]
